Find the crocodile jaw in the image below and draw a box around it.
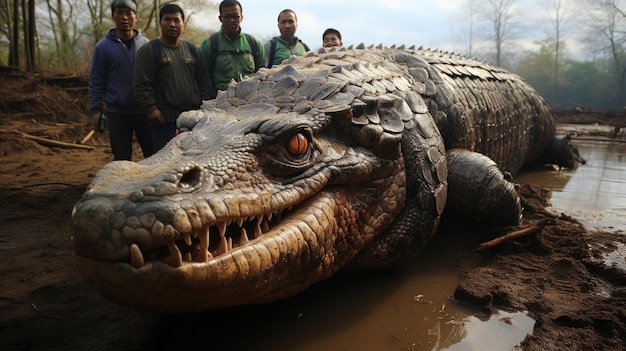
[72,182,405,312]
[70,143,407,312]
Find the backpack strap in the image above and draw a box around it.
[208,32,220,77]
[299,39,310,52]
[207,32,220,97]
[243,33,260,72]
[185,40,198,58]
[149,39,166,103]
[150,38,162,66]
[268,38,277,68]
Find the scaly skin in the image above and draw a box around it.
[71,45,576,312]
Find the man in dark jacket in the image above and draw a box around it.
[133,3,211,152]
[88,0,154,160]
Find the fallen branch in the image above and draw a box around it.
[15,182,75,189]
[30,118,69,127]
[80,129,95,144]
[31,303,64,319]
[18,132,94,150]
[475,219,550,252]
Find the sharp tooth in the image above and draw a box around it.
[184,252,192,262]
[262,219,269,232]
[227,237,233,251]
[266,212,273,221]
[167,242,183,267]
[237,217,244,227]
[217,222,226,237]
[240,228,249,245]
[183,233,192,246]
[254,222,262,238]
[216,236,228,256]
[130,244,144,268]
[195,226,209,262]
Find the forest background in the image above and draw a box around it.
[1,0,626,111]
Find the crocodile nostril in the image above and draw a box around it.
[179,167,202,189]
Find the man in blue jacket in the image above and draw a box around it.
[88,0,154,160]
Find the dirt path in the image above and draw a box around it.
[1,69,625,350]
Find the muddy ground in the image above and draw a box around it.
[1,68,625,350]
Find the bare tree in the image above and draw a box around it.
[0,2,9,60]
[86,0,108,43]
[141,0,218,38]
[24,0,36,70]
[452,0,480,57]
[538,0,575,90]
[0,0,35,69]
[453,0,522,66]
[43,0,86,69]
[10,0,19,66]
[482,0,519,66]
[581,0,626,105]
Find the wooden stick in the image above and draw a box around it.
[30,119,69,127]
[18,132,94,150]
[31,303,64,319]
[80,129,95,144]
[16,182,75,188]
[475,219,550,252]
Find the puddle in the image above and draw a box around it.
[441,310,535,351]
[602,242,626,270]
[515,140,626,233]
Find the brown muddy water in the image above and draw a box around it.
[172,139,624,351]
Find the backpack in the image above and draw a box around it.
[208,32,260,76]
[267,38,310,68]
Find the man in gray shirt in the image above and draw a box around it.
[133,3,211,152]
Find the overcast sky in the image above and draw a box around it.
[194,0,463,51]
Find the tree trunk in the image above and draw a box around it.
[27,0,36,70]
[9,0,19,67]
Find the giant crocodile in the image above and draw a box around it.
[71,45,582,312]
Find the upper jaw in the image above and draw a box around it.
[125,202,296,269]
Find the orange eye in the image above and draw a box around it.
[287,133,309,156]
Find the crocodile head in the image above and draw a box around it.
[70,101,433,312]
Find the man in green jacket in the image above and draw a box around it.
[199,0,264,98]
[265,9,310,68]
